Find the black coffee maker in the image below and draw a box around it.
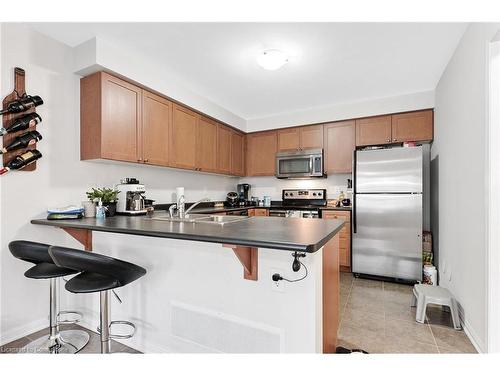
[237,183,250,206]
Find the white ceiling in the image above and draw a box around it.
[29,22,467,119]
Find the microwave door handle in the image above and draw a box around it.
[309,156,314,173]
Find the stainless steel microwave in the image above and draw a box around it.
[275,149,325,179]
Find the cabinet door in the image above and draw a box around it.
[324,121,355,174]
[278,127,300,152]
[355,115,392,146]
[323,210,351,269]
[300,125,324,150]
[170,104,198,170]
[391,110,433,143]
[197,116,218,173]
[142,90,171,166]
[231,131,245,176]
[217,124,232,174]
[101,73,142,162]
[246,131,278,176]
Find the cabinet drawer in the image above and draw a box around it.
[322,210,350,222]
[249,208,269,217]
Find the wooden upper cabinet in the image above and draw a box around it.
[170,104,198,170]
[217,124,232,174]
[355,115,392,146]
[278,127,300,152]
[141,90,171,166]
[391,110,433,143]
[324,121,355,174]
[246,131,277,176]
[81,72,142,162]
[231,131,245,176]
[300,125,324,150]
[277,125,324,152]
[196,116,218,173]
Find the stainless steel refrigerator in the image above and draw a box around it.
[352,146,423,281]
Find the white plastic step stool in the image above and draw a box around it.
[411,284,461,330]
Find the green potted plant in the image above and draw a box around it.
[86,187,120,217]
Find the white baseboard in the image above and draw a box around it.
[0,318,47,346]
[77,318,172,354]
[462,317,486,353]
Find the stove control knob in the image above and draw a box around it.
[285,193,288,196]
[313,193,317,196]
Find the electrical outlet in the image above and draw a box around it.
[271,269,285,293]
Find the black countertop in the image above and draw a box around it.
[154,202,351,215]
[31,215,344,253]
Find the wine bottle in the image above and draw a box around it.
[0,113,42,135]
[0,149,42,175]
[0,130,42,154]
[0,95,43,116]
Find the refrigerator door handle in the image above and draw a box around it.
[352,149,357,233]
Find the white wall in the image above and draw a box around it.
[432,23,500,353]
[64,234,323,353]
[247,90,435,132]
[73,37,247,132]
[242,174,351,202]
[0,23,238,345]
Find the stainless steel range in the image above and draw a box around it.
[269,189,326,218]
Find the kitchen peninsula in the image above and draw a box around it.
[31,214,344,353]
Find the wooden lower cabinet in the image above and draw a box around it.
[324,121,355,174]
[248,208,269,217]
[322,210,351,271]
[246,131,277,176]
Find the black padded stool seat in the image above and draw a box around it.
[9,240,79,279]
[8,240,90,354]
[48,246,146,293]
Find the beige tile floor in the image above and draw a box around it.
[338,272,477,354]
[0,324,140,354]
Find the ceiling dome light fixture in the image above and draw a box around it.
[257,49,289,70]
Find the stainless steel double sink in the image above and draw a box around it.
[150,214,250,225]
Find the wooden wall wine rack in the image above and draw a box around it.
[2,67,38,171]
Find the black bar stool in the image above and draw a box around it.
[48,246,146,354]
[8,240,90,354]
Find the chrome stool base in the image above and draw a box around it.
[20,330,90,354]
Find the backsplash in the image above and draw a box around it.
[240,174,352,201]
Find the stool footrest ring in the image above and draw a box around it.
[57,310,83,325]
[97,320,136,340]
